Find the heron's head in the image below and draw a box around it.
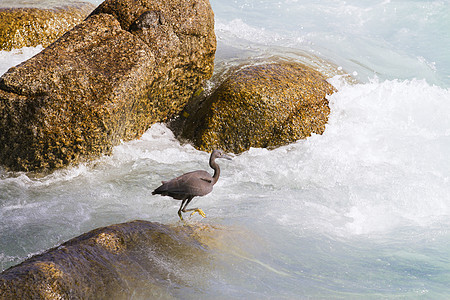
[211,149,232,160]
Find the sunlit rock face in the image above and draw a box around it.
[0,0,95,51]
[0,221,212,299]
[0,0,216,171]
[170,62,335,153]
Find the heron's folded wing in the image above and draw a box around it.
[200,177,212,183]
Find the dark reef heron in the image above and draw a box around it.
[152,150,232,220]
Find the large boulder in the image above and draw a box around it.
[0,0,216,171]
[170,62,336,153]
[0,221,210,299]
[0,0,95,50]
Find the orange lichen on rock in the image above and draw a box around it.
[171,62,336,153]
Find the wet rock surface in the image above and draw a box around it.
[0,220,210,299]
[170,61,336,153]
[0,0,95,50]
[0,0,216,171]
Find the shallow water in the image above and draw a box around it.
[1,0,450,298]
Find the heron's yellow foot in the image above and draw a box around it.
[190,209,206,218]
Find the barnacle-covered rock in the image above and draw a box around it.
[171,62,335,153]
[0,0,216,171]
[0,0,95,50]
[0,221,210,299]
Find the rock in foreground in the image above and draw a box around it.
[0,0,215,171]
[0,221,210,299]
[0,0,95,50]
[170,62,336,153]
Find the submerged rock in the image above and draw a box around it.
[0,220,210,299]
[0,0,215,171]
[0,0,95,50]
[170,62,336,153]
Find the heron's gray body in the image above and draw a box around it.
[152,150,231,220]
[153,170,214,199]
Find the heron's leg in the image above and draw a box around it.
[180,196,193,211]
[181,197,206,218]
[178,198,188,221]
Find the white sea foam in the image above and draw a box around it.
[2,79,447,243]
[238,78,450,236]
[0,46,43,76]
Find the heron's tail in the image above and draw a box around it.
[152,183,168,195]
[152,179,169,195]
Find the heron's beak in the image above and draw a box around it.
[222,154,233,160]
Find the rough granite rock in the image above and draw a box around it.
[0,0,216,171]
[170,62,336,153]
[0,0,95,50]
[0,220,210,299]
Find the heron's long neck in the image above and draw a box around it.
[210,158,220,185]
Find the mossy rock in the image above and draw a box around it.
[0,220,210,299]
[171,62,336,153]
[0,0,95,51]
[0,0,216,172]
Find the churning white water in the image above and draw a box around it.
[1,0,450,298]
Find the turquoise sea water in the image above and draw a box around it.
[1,0,450,298]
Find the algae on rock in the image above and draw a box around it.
[170,62,336,154]
[0,0,216,171]
[0,221,211,299]
[0,0,95,50]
